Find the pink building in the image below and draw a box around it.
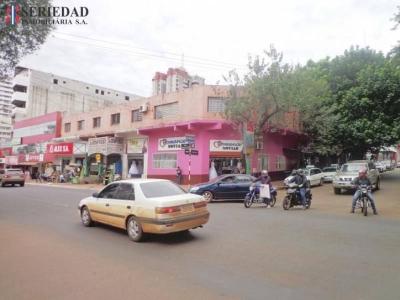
[60,85,305,183]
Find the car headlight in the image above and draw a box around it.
[190,186,200,192]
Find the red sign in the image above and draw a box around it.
[0,147,12,157]
[46,143,73,155]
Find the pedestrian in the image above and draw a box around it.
[176,166,182,184]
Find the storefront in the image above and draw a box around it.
[126,137,147,178]
[209,139,244,175]
[87,137,124,176]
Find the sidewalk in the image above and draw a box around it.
[26,180,285,191]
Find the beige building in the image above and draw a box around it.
[0,80,13,143]
[12,66,142,121]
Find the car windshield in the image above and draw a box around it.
[140,181,187,198]
[6,169,22,174]
[323,167,337,172]
[208,175,228,183]
[341,163,366,172]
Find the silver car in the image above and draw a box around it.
[332,160,380,194]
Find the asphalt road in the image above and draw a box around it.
[1,170,400,300]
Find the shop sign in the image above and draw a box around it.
[88,137,124,155]
[127,138,146,154]
[46,143,73,155]
[24,153,44,162]
[5,156,18,165]
[73,143,87,155]
[158,136,196,151]
[210,140,243,152]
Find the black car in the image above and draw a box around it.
[189,174,256,202]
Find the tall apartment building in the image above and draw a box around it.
[11,66,143,121]
[0,80,13,143]
[152,67,205,96]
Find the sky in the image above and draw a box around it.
[20,0,400,97]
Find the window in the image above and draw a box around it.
[276,156,286,170]
[86,86,89,89]
[131,109,143,122]
[53,79,58,84]
[64,123,71,133]
[98,184,119,199]
[63,81,66,84]
[258,154,269,171]
[93,117,101,128]
[95,89,99,94]
[111,113,120,125]
[221,176,235,183]
[140,181,186,198]
[208,97,227,113]
[125,96,130,100]
[101,90,104,95]
[77,120,85,130]
[153,153,177,169]
[236,175,252,182]
[154,102,178,119]
[116,183,135,200]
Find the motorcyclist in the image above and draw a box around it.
[288,168,308,208]
[253,170,272,205]
[351,168,378,215]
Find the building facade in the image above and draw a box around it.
[0,79,13,143]
[60,84,305,183]
[11,66,142,121]
[152,67,205,96]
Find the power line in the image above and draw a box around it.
[55,31,246,69]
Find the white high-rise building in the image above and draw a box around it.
[12,66,143,121]
[0,80,13,143]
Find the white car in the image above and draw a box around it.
[375,161,386,173]
[322,167,337,183]
[78,179,210,242]
[284,168,325,187]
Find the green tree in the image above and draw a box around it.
[0,0,54,80]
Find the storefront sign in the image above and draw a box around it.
[87,137,124,155]
[24,153,44,162]
[127,138,146,154]
[73,143,87,155]
[46,143,73,155]
[210,140,243,152]
[158,136,196,151]
[5,156,18,165]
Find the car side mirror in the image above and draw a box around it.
[92,192,99,198]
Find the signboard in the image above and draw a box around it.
[210,140,243,152]
[73,143,87,155]
[127,138,146,154]
[190,149,199,155]
[5,156,18,165]
[46,143,73,155]
[88,137,124,155]
[95,153,101,163]
[158,136,196,151]
[0,147,12,157]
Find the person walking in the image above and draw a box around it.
[176,166,182,185]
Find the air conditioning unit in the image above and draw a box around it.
[139,104,148,113]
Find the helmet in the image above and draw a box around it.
[297,169,304,175]
[261,170,268,175]
[359,168,367,177]
[291,169,297,176]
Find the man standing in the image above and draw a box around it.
[176,166,182,185]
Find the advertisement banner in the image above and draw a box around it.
[5,156,18,165]
[210,140,243,152]
[46,143,73,155]
[158,136,195,151]
[127,138,146,154]
[88,137,124,155]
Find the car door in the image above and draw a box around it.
[309,169,317,186]
[109,183,136,228]
[235,175,253,199]
[216,176,237,199]
[91,183,119,224]
[315,168,323,183]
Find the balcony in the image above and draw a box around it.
[13,71,30,87]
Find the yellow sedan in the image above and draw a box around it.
[78,179,210,242]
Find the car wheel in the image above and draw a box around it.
[1,182,5,187]
[127,216,144,242]
[202,191,214,203]
[334,188,341,195]
[81,206,93,227]
[20,182,25,187]
[375,179,380,191]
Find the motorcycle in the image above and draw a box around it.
[355,184,372,216]
[282,183,312,210]
[244,183,277,208]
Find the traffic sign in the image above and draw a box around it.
[181,143,190,149]
[184,149,190,155]
[190,149,199,155]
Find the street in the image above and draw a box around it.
[1,170,400,300]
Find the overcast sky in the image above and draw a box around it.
[20,0,399,97]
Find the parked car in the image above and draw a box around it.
[189,174,256,202]
[284,168,324,187]
[332,160,380,194]
[0,169,25,187]
[78,179,210,242]
[322,167,337,183]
